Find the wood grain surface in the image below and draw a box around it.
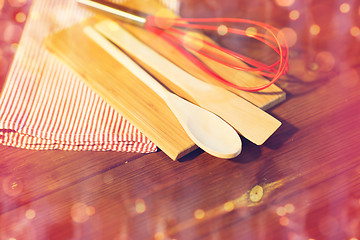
[1,0,360,239]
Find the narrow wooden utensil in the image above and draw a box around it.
[84,26,242,159]
[94,19,281,145]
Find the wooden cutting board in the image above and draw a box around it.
[44,1,286,160]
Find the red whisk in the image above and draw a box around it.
[78,0,289,92]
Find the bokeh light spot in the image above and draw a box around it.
[340,3,351,13]
[2,176,23,197]
[279,216,290,226]
[4,23,22,42]
[224,201,235,212]
[279,27,297,47]
[249,185,264,202]
[284,203,295,213]
[310,24,321,35]
[135,199,146,214]
[289,10,300,20]
[245,27,257,37]
[350,26,360,37]
[71,202,90,223]
[4,24,23,46]
[25,209,36,220]
[276,206,287,216]
[194,209,205,219]
[154,232,165,240]
[275,0,295,7]
[217,24,228,36]
[86,206,96,216]
[0,0,4,12]
[15,12,26,23]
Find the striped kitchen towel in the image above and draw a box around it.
[0,0,163,153]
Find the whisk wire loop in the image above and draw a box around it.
[145,16,289,92]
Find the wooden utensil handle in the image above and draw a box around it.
[95,20,211,95]
[84,26,169,101]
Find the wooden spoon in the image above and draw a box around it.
[84,26,242,159]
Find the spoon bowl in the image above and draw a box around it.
[165,92,242,159]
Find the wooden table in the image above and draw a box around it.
[1,0,360,239]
